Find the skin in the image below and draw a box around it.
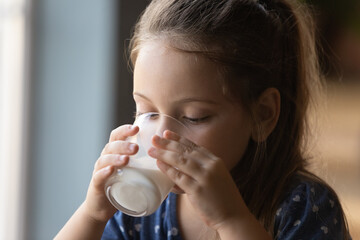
[134,41,252,226]
[55,40,280,240]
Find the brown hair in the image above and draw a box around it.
[129,0,349,237]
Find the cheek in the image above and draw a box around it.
[190,124,251,170]
[221,131,251,169]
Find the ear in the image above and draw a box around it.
[251,88,281,142]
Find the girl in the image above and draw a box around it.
[55,0,351,239]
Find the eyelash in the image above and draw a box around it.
[133,112,210,124]
[183,116,209,123]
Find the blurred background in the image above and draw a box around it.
[0,0,359,239]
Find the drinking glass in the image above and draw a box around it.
[105,112,190,216]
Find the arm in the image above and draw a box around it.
[54,203,108,240]
[216,212,272,240]
[149,130,272,240]
[54,125,139,240]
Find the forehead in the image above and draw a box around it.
[133,41,227,104]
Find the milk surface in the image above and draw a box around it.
[109,156,174,215]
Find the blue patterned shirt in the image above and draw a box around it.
[273,179,349,239]
[102,179,349,240]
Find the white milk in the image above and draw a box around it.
[107,156,174,216]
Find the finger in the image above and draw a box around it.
[101,141,138,156]
[109,125,139,142]
[92,165,114,189]
[94,154,129,172]
[171,185,185,194]
[159,131,218,165]
[152,135,197,155]
[148,147,202,176]
[163,130,218,161]
[152,135,209,167]
[156,160,198,193]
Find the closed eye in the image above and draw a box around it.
[183,116,210,124]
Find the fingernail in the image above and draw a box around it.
[118,155,126,162]
[164,130,175,137]
[104,165,112,173]
[148,147,156,154]
[128,144,136,151]
[153,135,160,142]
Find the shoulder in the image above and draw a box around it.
[274,176,348,239]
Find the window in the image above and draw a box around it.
[0,0,31,239]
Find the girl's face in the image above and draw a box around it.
[133,41,253,170]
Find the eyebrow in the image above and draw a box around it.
[133,92,219,105]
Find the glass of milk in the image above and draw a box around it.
[105,112,190,217]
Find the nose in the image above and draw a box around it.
[156,115,184,137]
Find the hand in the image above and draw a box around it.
[148,130,249,230]
[83,124,139,223]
